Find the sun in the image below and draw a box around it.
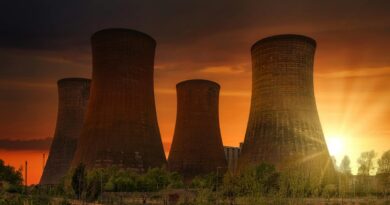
[325,136,345,157]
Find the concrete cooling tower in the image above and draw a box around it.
[40,78,90,185]
[72,28,166,171]
[240,35,333,175]
[168,80,227,179]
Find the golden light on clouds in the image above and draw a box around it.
[317,66,390,174]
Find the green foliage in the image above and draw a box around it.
[107,168,138,192]
[239,163,280,196]
[85,169,103,201]
[167,172,184,189]
[0,193,26,205]
[278,164,330,198]
[62,166,184,202]
[71,163,86,199]
[139,167,171,192]
[0,159,23,193]
[221,172,240,203]
[191,173,218,190]
[193,188,215,205]
[137,167,184,192]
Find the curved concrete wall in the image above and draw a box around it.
[72,28,166,171]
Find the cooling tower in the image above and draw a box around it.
[168,80,227,179]
[72,28,166,171]
[240,34,333,174]
[40,78,90,185]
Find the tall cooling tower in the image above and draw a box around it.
[240,35,333,173]
[72,28,166,171]
[40,78,90,185]
[168,80,227,179]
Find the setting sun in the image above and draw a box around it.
[326,136,346,158]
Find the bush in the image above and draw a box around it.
[0,159,23,193]
[238,163,280,196]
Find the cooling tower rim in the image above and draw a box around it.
[251,34,316,51]
[91,28,156,45]
[57,78,91,85]
[176,79,220,89]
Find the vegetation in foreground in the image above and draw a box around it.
[0,149,389,204]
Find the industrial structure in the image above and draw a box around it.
[40,78,90,185]
[239,35,333,176]
[224,144,242,173]
[72,28,166,171]
[168,80,227,179]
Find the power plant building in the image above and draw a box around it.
[168,80,227,179]
[40,78,90,185]
[239,35,333,177]
[224,144,242,173]
[72,28,166,171]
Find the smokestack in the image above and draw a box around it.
[40,78,90,185]
[240,35,333,174]
[168,79,227,179]
[72,28,166,170]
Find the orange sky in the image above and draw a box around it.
[0,0,389,184]
[1,53,389,184]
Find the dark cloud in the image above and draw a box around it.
[0,0,388,50]
[0,138,52,151]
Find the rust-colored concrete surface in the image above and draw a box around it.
[240,35,333,174]
[40,78,90,185]
[72,28,166,171]
[168,79,227,179]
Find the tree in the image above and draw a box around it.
[71,163,86,200]
[221,172,240,205]
[167,172,184,189]
[85,169,106,202]
[0,159,23,185]
[0,159,23,193]
[377,150,390,197]
[338,155,352,198]
[356,150,377,196]
[357,150,376,176]
[239,163,280,197]
[378,150,390,174]
[339,155,352,175]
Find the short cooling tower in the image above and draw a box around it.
[240,35,333,174]
[40,78,90,185]
[72,28,166,170]
[168,79,227,179]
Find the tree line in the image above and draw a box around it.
[0,149,389,204]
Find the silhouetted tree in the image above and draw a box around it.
[339,155,352,175]
[377,150,390,197]
[0,159,23,186]
[0,159,23,193]
[357,150,376,176]
[338,155,352,198]
[71,163,86,200]
[356,150,377,196]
